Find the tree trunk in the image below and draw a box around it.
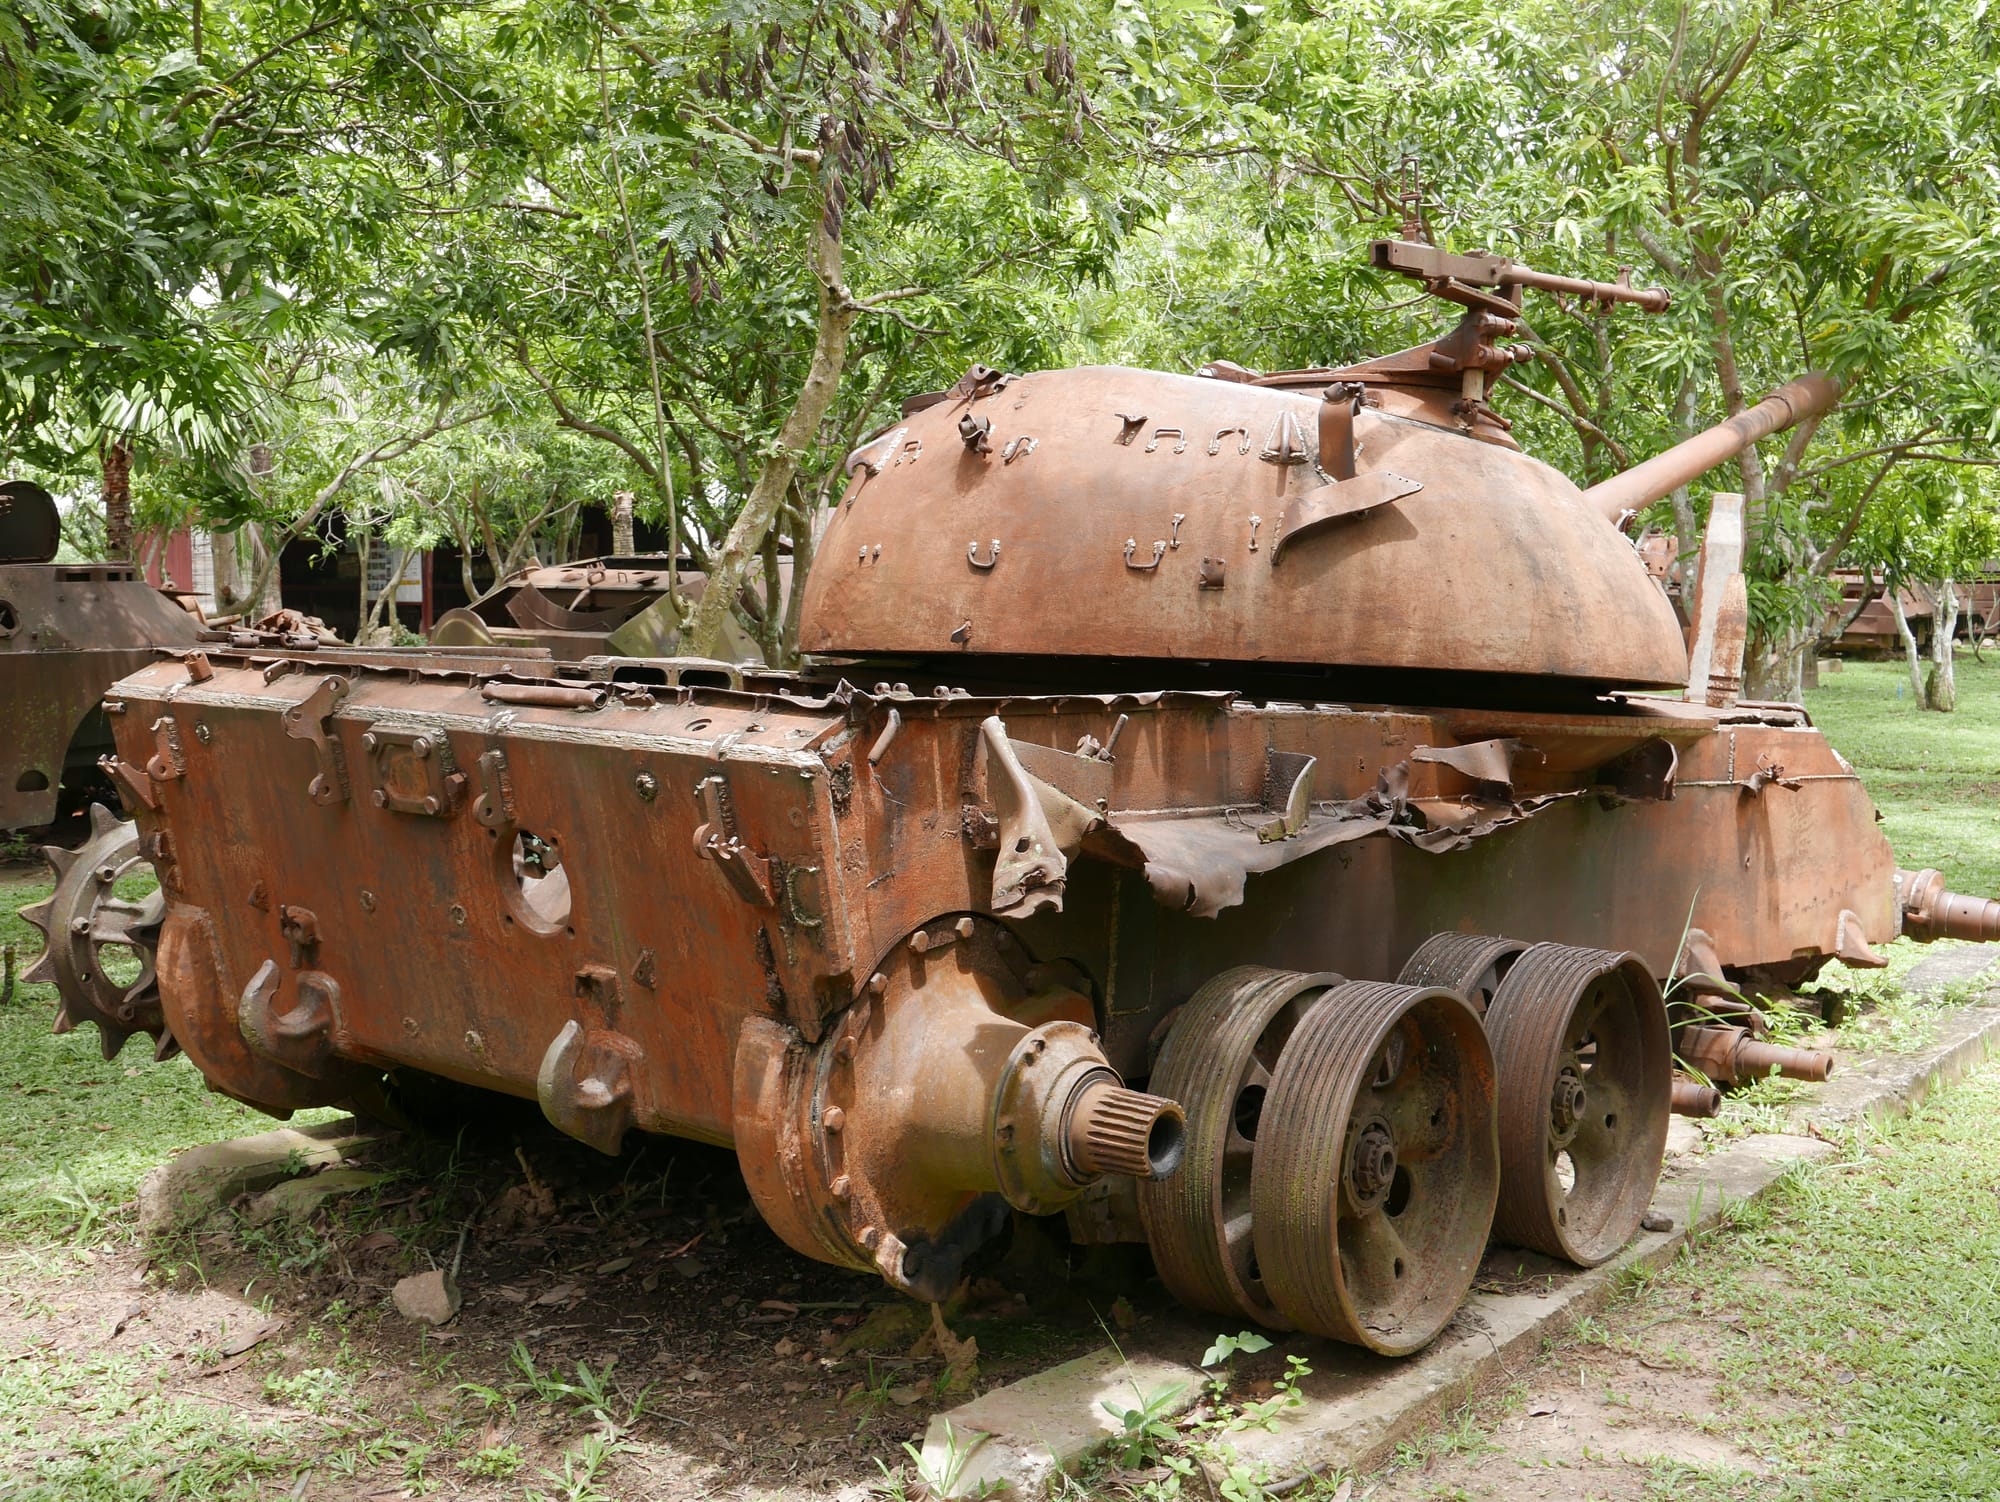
[211,527,245,615]
[355,528,372,643]
[1889,582,1925,701]
[1925,579,1959,712]
[684,212,856,660]
[248,443,285,617]
[780,488,818,666]
[101,438,133,561]
[1743,641,1804,703]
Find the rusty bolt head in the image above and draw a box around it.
[634,771,659,802]
[412,737,432,758]
[835,1034,857,1061]
[449,904,468,928]
[361,732,379,753]
[359,890,376,912]
[70,916,91,934]
[194,722,212,745]
[822,1106,846,1133]
[831,1174,851,1201]
[95,864,117,884]
[1550,1066,1587,1147]
[465,1029,484,1053]
[1347,1120,1397,1208]
[858,1225,880,1250]
[371,789,388,808]
[421,796,441,815]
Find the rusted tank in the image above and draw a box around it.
[28,242,2000,1356]
[0,479,202,830]
[431,556,783,663]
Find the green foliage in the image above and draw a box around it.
[1200,1330,1274,1368]
[3,0,1993,660]
[1102,1380,1190,1469]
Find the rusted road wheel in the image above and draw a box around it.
[1250,980,1498,1354]
[1397,932,1528,1015]
[1484,943,1670,1266]
[1139,966,1339,1326]
[18,804,172,1061]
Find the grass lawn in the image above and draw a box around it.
[1366,1058,2000,1502]
[0,863,297,1240]
[1805,649,2000,897]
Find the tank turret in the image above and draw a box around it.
[800,242,1829,702]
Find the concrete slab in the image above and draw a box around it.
[137,1116,375,1234]
[1802,1001,2000,1132]
[924,1345,1208,1498]
[1902,947,2000,995]
[922,991,2000,1497]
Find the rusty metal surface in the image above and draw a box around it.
[1395,932,1527,1015]
[33,234,2000,1350]
[731,915,1181,1300]
[1896,868,2000,942]
[1248,979,1497,1354]
[87,652,1905,1089]
[1677,1024,1834,1086]
[0,502,203,828]
[1583,374,1843,523]
[60,635,1933,1333]
[802,364,1690,690]
[1670,1077,1723,1118]
[16,804,169,1059]
[1139,966,1335,1326]
[433,557,780,663]
[0,479,61,562]
[1483,945,1670,1266]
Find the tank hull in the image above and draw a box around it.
[99,649,1893,1111]
[32,643,1918,1319]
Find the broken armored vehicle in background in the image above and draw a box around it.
[0,479,202,832]
[28,241,2000,1359]
[430,556,786,663]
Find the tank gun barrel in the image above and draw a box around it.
[1369,240,1671,312]
[1583,373,1842,523]
[1499,263,1670,311]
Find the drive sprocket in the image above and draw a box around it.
[17,804,174,1062]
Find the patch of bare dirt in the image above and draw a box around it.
[0,1095,1179,1500]
[1364,1306,1799,1502]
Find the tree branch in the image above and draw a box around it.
[1497,373,1632,468]
[241,399,496,613]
